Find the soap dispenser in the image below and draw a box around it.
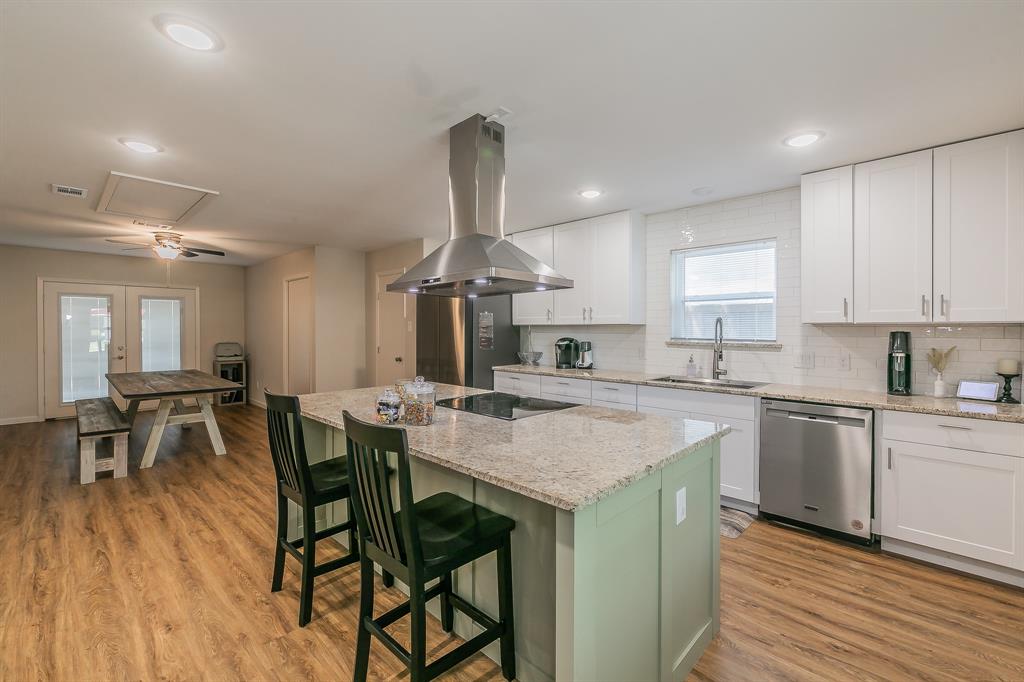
[686,355,697,378]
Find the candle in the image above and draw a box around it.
[996,358,1021,375]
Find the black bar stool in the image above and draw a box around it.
[264,389,362,626]
[341,410,517,682]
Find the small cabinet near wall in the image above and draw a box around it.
[512,210,645,326]
[800,166,853,323]
[933,130,1024,323]
[510,228,554,325]
[880,411,1024,571]
[853,149,934,323]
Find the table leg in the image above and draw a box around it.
[126,400,140,426]
[197,395,226,456]
[173,399,193,430]
[140,399,173,469]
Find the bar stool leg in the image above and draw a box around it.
[298,504,316,626]
[409,581,428,682]
[497,536,516,681]
[439,571,454,633]
[353,558,374,682]
[271,493,287,592]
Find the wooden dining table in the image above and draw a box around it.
[105,369,244,469]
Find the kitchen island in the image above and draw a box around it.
[299,383,730,681]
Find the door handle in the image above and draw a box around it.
[940,294,947,317]
[842,297,848,319]
[115,355,125,360]
[921,294,927,316]
[394,357,403,363]
[887,447,892,470]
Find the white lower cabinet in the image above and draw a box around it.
[880,411,1024,572]
[692,412,756,504]
[493,372,542,398]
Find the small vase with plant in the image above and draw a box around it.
[926,346,956,398]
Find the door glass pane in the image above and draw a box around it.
[61,295,111,403]
[141,298,182,371]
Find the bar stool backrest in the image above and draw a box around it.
[342,410,422,569]
[264,389,314,500]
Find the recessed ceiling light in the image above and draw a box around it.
[783,131,824,148]
[154,15,223,51]
[578,189,602,199]
[119,138,163,154]
[692,186,714,197]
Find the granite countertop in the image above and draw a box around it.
[494,365,1024,424]
[299,384,730,512]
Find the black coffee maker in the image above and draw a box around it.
[887,331,912,396]
[555,337,580,369]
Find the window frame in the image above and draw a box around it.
[669,238,779,343]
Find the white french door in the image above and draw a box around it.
[43,282,198,418]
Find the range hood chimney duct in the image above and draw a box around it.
[387,114,573,297]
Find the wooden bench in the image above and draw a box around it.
[75,398,131,484]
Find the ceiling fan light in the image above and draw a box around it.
[154,244,180,260]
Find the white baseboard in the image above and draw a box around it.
[881,537,1024,588]
[721,496,758,515]
[0,415,43,426]
[249,396,267,409]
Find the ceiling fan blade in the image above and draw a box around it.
[105,240,151,248]
[182,247,226,257]
[180,249,201,258]
[121,247,152,251]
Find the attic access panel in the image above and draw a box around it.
[96,171,219,224]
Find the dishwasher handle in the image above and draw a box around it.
[765,407,866,428]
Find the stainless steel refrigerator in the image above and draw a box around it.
[416,295,520,389]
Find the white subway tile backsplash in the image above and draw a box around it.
[516,187,1023,397]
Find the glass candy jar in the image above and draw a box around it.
[375,388,402,425]
[402,376,436,426]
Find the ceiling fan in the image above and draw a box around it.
[106,231,226,260]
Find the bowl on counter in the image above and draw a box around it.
[517,351,542,366]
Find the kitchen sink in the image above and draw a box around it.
[651,376,766,390]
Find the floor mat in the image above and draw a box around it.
[720,506,755,538]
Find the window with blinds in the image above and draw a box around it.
[670,239,777,342]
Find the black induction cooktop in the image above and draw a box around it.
[436,392,578,420]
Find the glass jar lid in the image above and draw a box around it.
[403,376,435,396]
[378,388,401,404]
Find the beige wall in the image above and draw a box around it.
[364,239,424,386]
[245,248,315,402]
[245,245,367,404]
[0,244,245,423]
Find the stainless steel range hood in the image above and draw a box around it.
[387,114,573,297]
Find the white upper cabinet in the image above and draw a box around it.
[933,130,1024,323]
[513,210,645,325]
[552,219,593,324]
[800,166,854,323]
[853,149,934,323]
[510,227,555,325]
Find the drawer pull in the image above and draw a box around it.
[937,424,972,431]
[601,386,619,391]
[887,447,892,470]
[556,381,570,385]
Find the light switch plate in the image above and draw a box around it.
[675,487,687,525]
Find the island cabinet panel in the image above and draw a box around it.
[558,441,720,682]
[494,371,542,397]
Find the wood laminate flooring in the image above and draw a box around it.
[1,404,1021,681]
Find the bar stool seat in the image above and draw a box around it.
[308,457,350,494]
[399,492,515,578]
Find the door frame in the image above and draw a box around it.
[36,276,202,420]
[375,267,407,386]
[282,273,315,394]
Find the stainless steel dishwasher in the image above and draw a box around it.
[759,399,874,542]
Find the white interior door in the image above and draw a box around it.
[375,269,409,386]
[43,282,127,418]
[285,275,313,395]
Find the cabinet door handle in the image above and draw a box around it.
[887,447,892,470]
[547,308,552,321]
[940,294,947,317]
[582,306,587,321]
[842,297,848,319]
[921,294,927,316]
[937,423,971,431]
[588,306,593,321]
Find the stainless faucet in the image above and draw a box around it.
[712,316,727,380]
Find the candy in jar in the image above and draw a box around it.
[375,389,401,424]
[402,376,436,426]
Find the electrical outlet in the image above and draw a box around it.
[675,487,687,525]
[795,350,815,369]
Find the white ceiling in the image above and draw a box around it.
[1,1,1022,266]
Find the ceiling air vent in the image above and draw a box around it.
[51,183,88,198]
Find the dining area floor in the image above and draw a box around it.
[1,404,1023,681]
